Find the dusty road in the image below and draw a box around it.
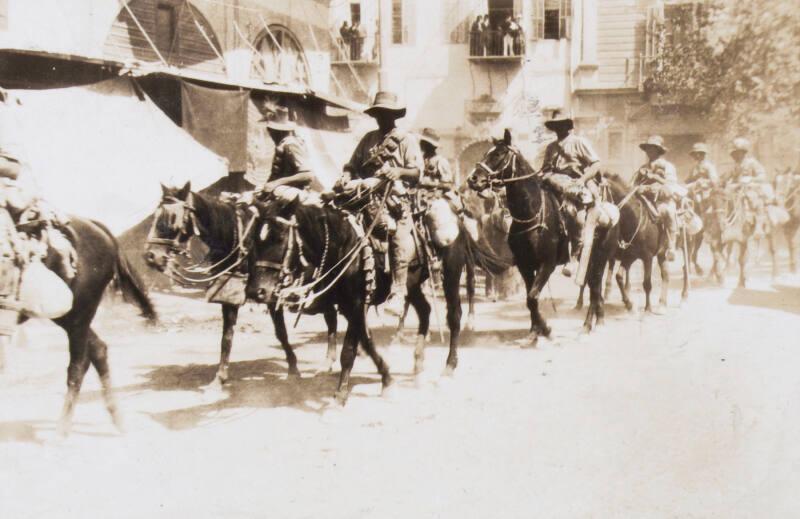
[1,258,799,519]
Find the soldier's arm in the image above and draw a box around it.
[381,135,421,182]
[263,143,314,190]
[575,138,601,184]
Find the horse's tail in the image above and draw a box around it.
[92,220,158,324]
[458,220,511,276]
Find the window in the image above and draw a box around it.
[350,2,361,25]
[155,4,177,54]
[253,25,310,87]
[532,0,571,41]
[392,0,404,44]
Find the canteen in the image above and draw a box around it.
[18,259,73,319]
[684,212,704,236]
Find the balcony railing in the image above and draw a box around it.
[469,29,525,60]
[331,35,378,65]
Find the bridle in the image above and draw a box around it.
[146,194,203,252]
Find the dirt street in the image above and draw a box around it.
[1,259,800,518]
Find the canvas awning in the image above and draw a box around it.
[2,77,227,234]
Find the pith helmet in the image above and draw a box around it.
[364,91,406,119]
[730,137,750,156]
[544,109,574,132]
[418,127,441,148]
[261,106,297,132]
[639,135,667,155]
[690,142,708,156]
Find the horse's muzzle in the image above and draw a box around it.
[144,248,169,272]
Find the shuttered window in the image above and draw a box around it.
[532,0,571,40]
[392,0,404,44]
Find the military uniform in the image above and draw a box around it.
[634,136,681,258]
[423,154,454,186]
[343,127,423,297]
[686,159,719,185]
[267,134,313,189]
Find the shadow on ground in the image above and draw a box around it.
[728,284,800,315]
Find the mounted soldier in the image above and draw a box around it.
[632,135,682,261]
[686,142,718,203]
[538,111,604,277]
[336,91,422,316]
[723,137,788,229]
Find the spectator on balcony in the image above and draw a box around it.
[470,16,482,56]
[350,21,364,61]
[339,21,351,61]
[356,21,368,61]
[513,15,525,55]
[502,16,515,56]
[480,16,491,56]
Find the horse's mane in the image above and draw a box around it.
[293,202,359,259]
[191,191,238,261]
[601,170,632,191]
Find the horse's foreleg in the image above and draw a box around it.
[323,306,338,373]
[529,263,555,338]
[681,229,690,301]
[787,225,798,273]
[268,304,298,377]
[406,283,430,375]
[465,260,476,331]
[216,304,239,384]
[442,259,463,377]
[87,329,123,433]
[358,309,393,393]
[616,262,633,311]
[658,253,670,308]
[58,327,91,437]
[518,267,538,346]
[643,258,654,313]
[738,241,748,288]
[334,310,359,405]
[604,259,616,301]
[575,283,585,311]
[767,231,778,279]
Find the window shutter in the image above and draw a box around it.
[403,0,416,45]
[559,0,572,40]
[531,0,544,40]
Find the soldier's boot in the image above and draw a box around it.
[561,206,585,277]
[384,264,408,317]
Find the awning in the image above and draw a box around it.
[3,77,228,234]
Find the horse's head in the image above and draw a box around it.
[250,215,295,304]
[467,129,522,197]
[144,181,194,272]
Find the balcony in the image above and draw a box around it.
[330,36,378,67]
[468,30,525,63]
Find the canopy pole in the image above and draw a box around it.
[232,21,270,79]
[185,1,227,72]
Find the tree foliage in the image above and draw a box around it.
[646,1,800,137]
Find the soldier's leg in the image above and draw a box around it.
[386,213,415,315]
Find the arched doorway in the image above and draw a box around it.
[252,25,310,87]
[457,139,494,183]
[104,0,224,75]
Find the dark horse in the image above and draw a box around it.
[16,217,157,436]
[259,188,508,394]
[468,130,610,342]
[602,173,685,311]
[144,183,339,384]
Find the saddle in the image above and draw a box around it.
[636,192,660,222]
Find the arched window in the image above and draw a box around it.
[252,25,310,87]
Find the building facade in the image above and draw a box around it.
[327,0,750,183]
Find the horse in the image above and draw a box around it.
[258,187,508,400]
[467,129,613,342]
[11,217,158,436]
[144,182,340,385]
[602,172,679,312]
[713,183,762,288]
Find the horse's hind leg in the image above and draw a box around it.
[787,225,798,273]
[86,329,123,433]
[767,231,778,279]
[323,306,338,373]
[465,260,476,331]
[738,241,748,288]
[442,255,464,376]
[575,284,585,311]
[334,311,359,405]
[216,303,239,385]
[658,253,670,308]
[604,259,616,301]
[268,304,299,377]
[529,263,555,338]
[58,326,91,437]
[616,261,633,311]
[406,282,430,375]
[642,258,654,313]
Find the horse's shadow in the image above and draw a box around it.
[728,284,800,316]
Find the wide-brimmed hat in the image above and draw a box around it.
[261,106,296,131]
[689,142,708,156]
[730,137,750,155]
[418,127,441,148]
[639,135,667,154]
[364,91,406,118]
[544,109,573,132]
[0,148,21,180]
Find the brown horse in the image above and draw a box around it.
[602,173,679,312]
[144,183,340,384]
[777,171,800,273]
[12,217,157,436]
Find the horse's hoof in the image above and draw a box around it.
[287,367,301,379]
[465,316,476,332]
[624,301,634,312]
[581,324,592,335]
[541,326,552,339]
[333,390,349,406]
[695,266,705,276]
[441,365,456,377]
[521,333,538,349]
[595,318,605,328]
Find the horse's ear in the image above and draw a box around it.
[503,128,512,146]
[177,181,191,200]
[160,183,169,196]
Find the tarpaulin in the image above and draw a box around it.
[181,81,248,172]
[3,78,227,234]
